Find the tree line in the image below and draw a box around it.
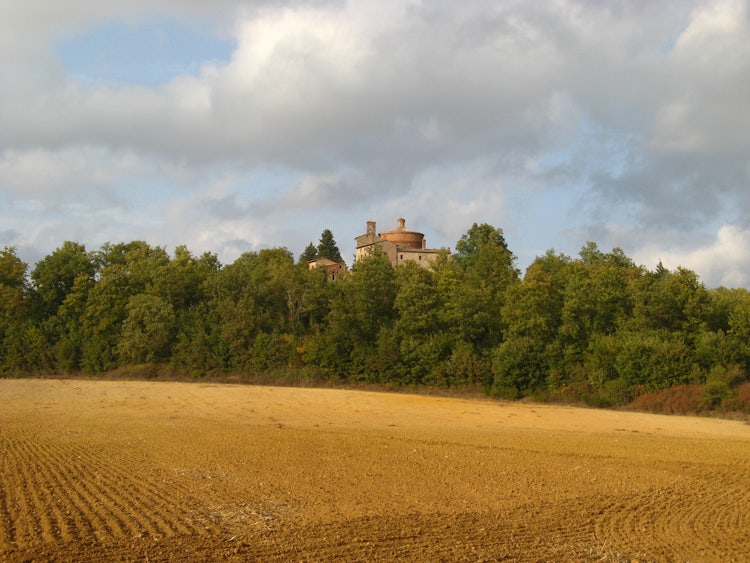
[1,224,749,412]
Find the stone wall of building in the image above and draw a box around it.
[355,218,448,268]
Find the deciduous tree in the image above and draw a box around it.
[442,223,519,348]
[30,241,94,319]
[118,294,175,364]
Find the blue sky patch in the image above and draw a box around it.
[56,18,234,87]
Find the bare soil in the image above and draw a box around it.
[1,379,748,561]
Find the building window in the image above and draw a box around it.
[400,254,403,260]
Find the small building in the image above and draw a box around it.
[307,257,347,281]
[355,218,447,268]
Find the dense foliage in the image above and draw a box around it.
[299,229,344,263]
[2,224,749,413]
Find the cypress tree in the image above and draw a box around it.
[300,242,318,263]
[317,229,343,262]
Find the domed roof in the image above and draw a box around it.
[380,218,425,250]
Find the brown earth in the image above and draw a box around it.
[0,379,748,562]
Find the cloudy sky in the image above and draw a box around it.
[1,0,749,287]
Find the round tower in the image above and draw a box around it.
[379,218,425,250]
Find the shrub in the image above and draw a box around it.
[629,384,705,415]
[446,341,490,387]
[585,334,620,387]
[720,381,750,414]
[701,379,732,409]
[250,332,295,372]
[490,336,546,397]
[586,378,633,408]
[615,331,696,389]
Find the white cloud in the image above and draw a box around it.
[1,1,750,287]
[634,223,750,288]
[651,0,750,155]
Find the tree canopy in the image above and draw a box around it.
[300,242,318,263]
[2,226,749,416]
[316,229,343,262]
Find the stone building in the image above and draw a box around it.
[307,257,347,281]
[355,218,447,268]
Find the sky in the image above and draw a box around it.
[1,0,750,288]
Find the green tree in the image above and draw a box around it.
[0,246,28,289]
[611,330,696,389]
[499,250,573,388]
[394,262,445,384]
[30,241,94,319]
[503,250,571,344]
[632,265,711,337]
[726,295,750,373]
[299,264,339,331]
[24,242,96,370]
[300,242,318,263]
[306,249,395,379]
[149,246,220,373]
[170,303,220,375]
[208,251,263,369]
[93,241,170,288]
[80,269,130,371]
[707,287,750,333]
[0,247,30,371]
[395,262,441,337]
[118,294,176,364]
[206,248,299,370]
[317,229,343,262]
[250,331,294,372]
[151,246,220,310]
[441,223,519,348]
[80,242,170,371]
[491,336,547,398]
[558,244,640,362]
[454,223,515,270]
[54,274,94,371]
[349,248,397,340]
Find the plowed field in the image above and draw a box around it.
[1,379,748,561]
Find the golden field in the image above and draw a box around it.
[1,379,748,561]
